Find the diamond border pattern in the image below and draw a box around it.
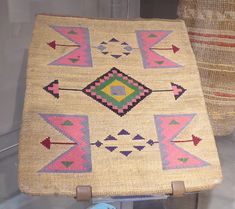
[82,67,152,116]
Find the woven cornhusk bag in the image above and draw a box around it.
[178,0,235,136]
[19,15,221,198]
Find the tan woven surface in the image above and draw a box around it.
[19,15,222,197]
[178,0,235,136]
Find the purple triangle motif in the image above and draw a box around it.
[105,146,118,152]
[97,45,106,51]
[118,129,130,135]
[94,140,103,147]
[104,135,117,141]
[109,38,119,42]
[133,134,144,140]
[123,52,130,56]
[147,139,155,146]
[102,51,108,55]
[120,151,132,157]
[121,42,128,45]
[111,54,122,59]
[133,146,145,151]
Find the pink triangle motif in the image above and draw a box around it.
[136,30,181,68]
[154,114,209,170]
[49,26,92,67]
[39,114,92,173]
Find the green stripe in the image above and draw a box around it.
[94,75,141,108]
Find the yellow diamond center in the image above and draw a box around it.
[101,79,135,102]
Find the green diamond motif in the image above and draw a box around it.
[148,34,157,38]
[68,30,77,34]
[61,161,73,167]
[169,120,179,125]
[95,77,139,109]
[156,61,164,65]
[178,158,188,163]
[82,67,152,116]
[62,120,73,126]
[69,58,79,63]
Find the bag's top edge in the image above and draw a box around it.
[35,13,184,23]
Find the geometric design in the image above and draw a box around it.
[133,146,145,151]
[97,45,106,51]
[43,80,59,98]
[111,55,122,59]
[39,114,92,173]
[111,86,126,96]
[133,134,144,140]
[120,151,132,157]
[169,119,179,125]
[102,80,135,102]
[118,129,130,135]
[82,67,152,116]
[124,46,132,51]
[178,158,188,163]
[109,38,119,42]
[68,30,77,34]
[121,42,128,45]
[154,114,209,170]
[105,146,118,152]
[62,161,74,168]
[49,26,92,67]
[148,33,157,38]
[62,120,73,126]
[171,82,186,100]
[136,30,181,68]
[47,40,57,49]
[40,137,77,150]
[97,38,132,59]
[104,135,117,141]
[146,139,157,146]
[94,129,152,157]
[156,61,164,65]
[69,58,79,63]
[191,135,202,146]
[40,137,53,150]
[92,140,103,147]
